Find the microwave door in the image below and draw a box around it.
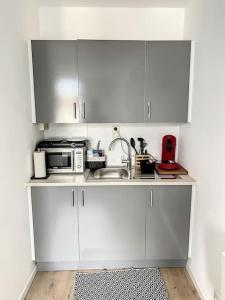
[46,149,73,172]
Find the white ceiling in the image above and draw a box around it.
[38,0,189,8]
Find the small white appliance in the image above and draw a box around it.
[36,138,86,174]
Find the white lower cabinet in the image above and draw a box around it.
[78,187,146,263]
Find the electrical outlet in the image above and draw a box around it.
[112,125,120,138]
[38,123,47,131]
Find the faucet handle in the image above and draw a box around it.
[122,159,129,164]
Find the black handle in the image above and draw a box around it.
[130,138,138,155]
[74,103,77,119]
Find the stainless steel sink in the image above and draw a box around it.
[91,168,129,180]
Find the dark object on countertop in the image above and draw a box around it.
[137,173,155,179]
[135,154,156,178]
[31,174,50,180]
[155,163,188,175]
[130,138,138,154]
[137,137,144,154]
[140,159,155,174]
[86,161,105,170]
[86,157,106,170]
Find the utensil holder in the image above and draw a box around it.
[135,154,155,176]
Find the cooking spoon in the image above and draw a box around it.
[130,138,138,155]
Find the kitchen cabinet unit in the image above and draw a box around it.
[31,40,78,123]
[31,40,191,124]
[146,186,192,265]
[78,186,146,263]
[30,183,192,270]
[77,40,145,123]
[31,187,79,264]
[145,41,191,122]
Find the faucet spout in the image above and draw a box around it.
[108,138,132,179]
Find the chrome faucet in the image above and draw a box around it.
[108,138,132,179]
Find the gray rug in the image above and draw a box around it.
[74,268,169,300]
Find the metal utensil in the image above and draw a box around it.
[142,141,148,153]
[96,140,101,151]
[130,138,138,155]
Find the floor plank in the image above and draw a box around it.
[160,268,201,300]
[25,268,200,300]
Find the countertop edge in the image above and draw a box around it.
[26,171,196,187]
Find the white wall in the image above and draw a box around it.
[44,124,179,165]
[39,6,184,163]
[39,7,184,39]
[179,1,225,299]
[38,0,189,8]
[0,1,42,299]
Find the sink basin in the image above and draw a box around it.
[92,168,129,180]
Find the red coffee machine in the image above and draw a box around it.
[159,135,179,170]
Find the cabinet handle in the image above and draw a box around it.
[147,101,151,119]
[81,189,84,206]
[82,102,86,119]
[150,190,153,207]
[72,189,75,207]
[71,150,75,171]
[74,102,77,119]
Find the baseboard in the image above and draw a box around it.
[37,259,187,271]
[186,264,206,300]
[19,266,37,300]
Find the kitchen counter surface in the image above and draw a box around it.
[27,170,196,187]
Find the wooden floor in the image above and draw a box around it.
[25,268,200,300]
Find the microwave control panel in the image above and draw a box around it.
[74,148,84,173]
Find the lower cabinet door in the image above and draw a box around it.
[31,187,79,262]
[78,186,147,262]
[146,186,192,261]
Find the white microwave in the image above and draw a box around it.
[45,147,85,174]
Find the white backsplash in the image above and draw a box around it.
[44,124,180,166]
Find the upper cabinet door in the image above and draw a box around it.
[145,41,191,123]
[32,40,78,123]
[78,40,145,123]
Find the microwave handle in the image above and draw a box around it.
[72,150,75,171]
